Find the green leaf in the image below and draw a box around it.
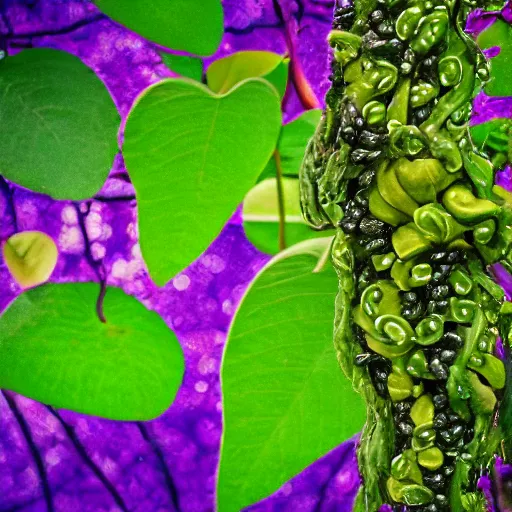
[243,177,330,254]
[2,231,58,289]
[0,283,184,421]
[278,109,322,176]
[0,49,119,200]
[477,19,512,97]
[159,52,204,82]
[123,78,282,286]
[206,51,289,96]
[93,0,223,56]
[257,109,322,182]
[218,238,366,512]
[470,118,511,153]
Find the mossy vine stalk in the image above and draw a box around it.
[300,0,512,510]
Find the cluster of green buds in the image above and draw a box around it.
[300,0,512,510]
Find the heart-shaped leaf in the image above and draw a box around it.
[258,109,322,182]
[0,283,184,421]
[477,19,512,97]
[218,238,366,512]
[93,0,223,56]
[123,78,282,285]
[160,52,204,82]
[206,51,289,96]
[2,231,58,289]
[243,177,330,254]
[0,49,119,200]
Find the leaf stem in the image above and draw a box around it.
[97,279,107,323]
[273,149,287,251]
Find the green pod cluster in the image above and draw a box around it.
[300,0,512,510]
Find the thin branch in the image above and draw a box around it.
[2,14,106,39]
[0,175,18,235]
[45,407,129,512]
[2,391,54,512]
[273,150,287,251]
[136,422,181,511]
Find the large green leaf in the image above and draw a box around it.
[243,177,330,254]
[123,78,282,286]
[477,19,512,97]
[258,109,322,182]
[2,231,58,289]
[218,238,366,512]
[160,52,204,82]
[0,283,184,421]
[0,49,119,200]
[206,51,289,96]
[93,0,223,56]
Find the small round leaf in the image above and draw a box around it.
[2,231,58,289]
[206,51,288,96]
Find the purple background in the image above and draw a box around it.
[0,1,361,511]
[0,1,511,511]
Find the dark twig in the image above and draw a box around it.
[1,14,107,40]
[73,201,107,322]
[45,407,129,512]
[2,391,54,512]
[136,422,181,511]
[0,175,18,235]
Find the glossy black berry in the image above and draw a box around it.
[433,394,448,409]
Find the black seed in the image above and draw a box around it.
[403,302,424,320]
[359,130,382,148]
[370,9,384,24]
[403,291,418,304]
[448,413,462,425]
[443,465,455,476]
[341,219,358,233]
[377,21,395,37]
[442,331,464,349]
[430,359,449,380]
[404,48,416,63]
[432,265,451,283]
[446,251,460,263]
[431,252,447,262]
[351,148,370,163]
[375,381,388,396]
[433,394,448,409]
[376,369,388,381]
[413,105,432,124]
[398,422,413,436]
[424,473,445,490]
[364,238,388,254]
[359,216,385,236]
[358,170,375,187]
[434,413,448,430]
[435,494,448,507]
[431,285,449,300]
[351,207,365,220]
[395,401,411,413]
[440,350,456,364]
[354,116,365,130]
[451,424,465,440]
[425,505,438,512]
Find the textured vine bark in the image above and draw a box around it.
[300,1,512,510]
